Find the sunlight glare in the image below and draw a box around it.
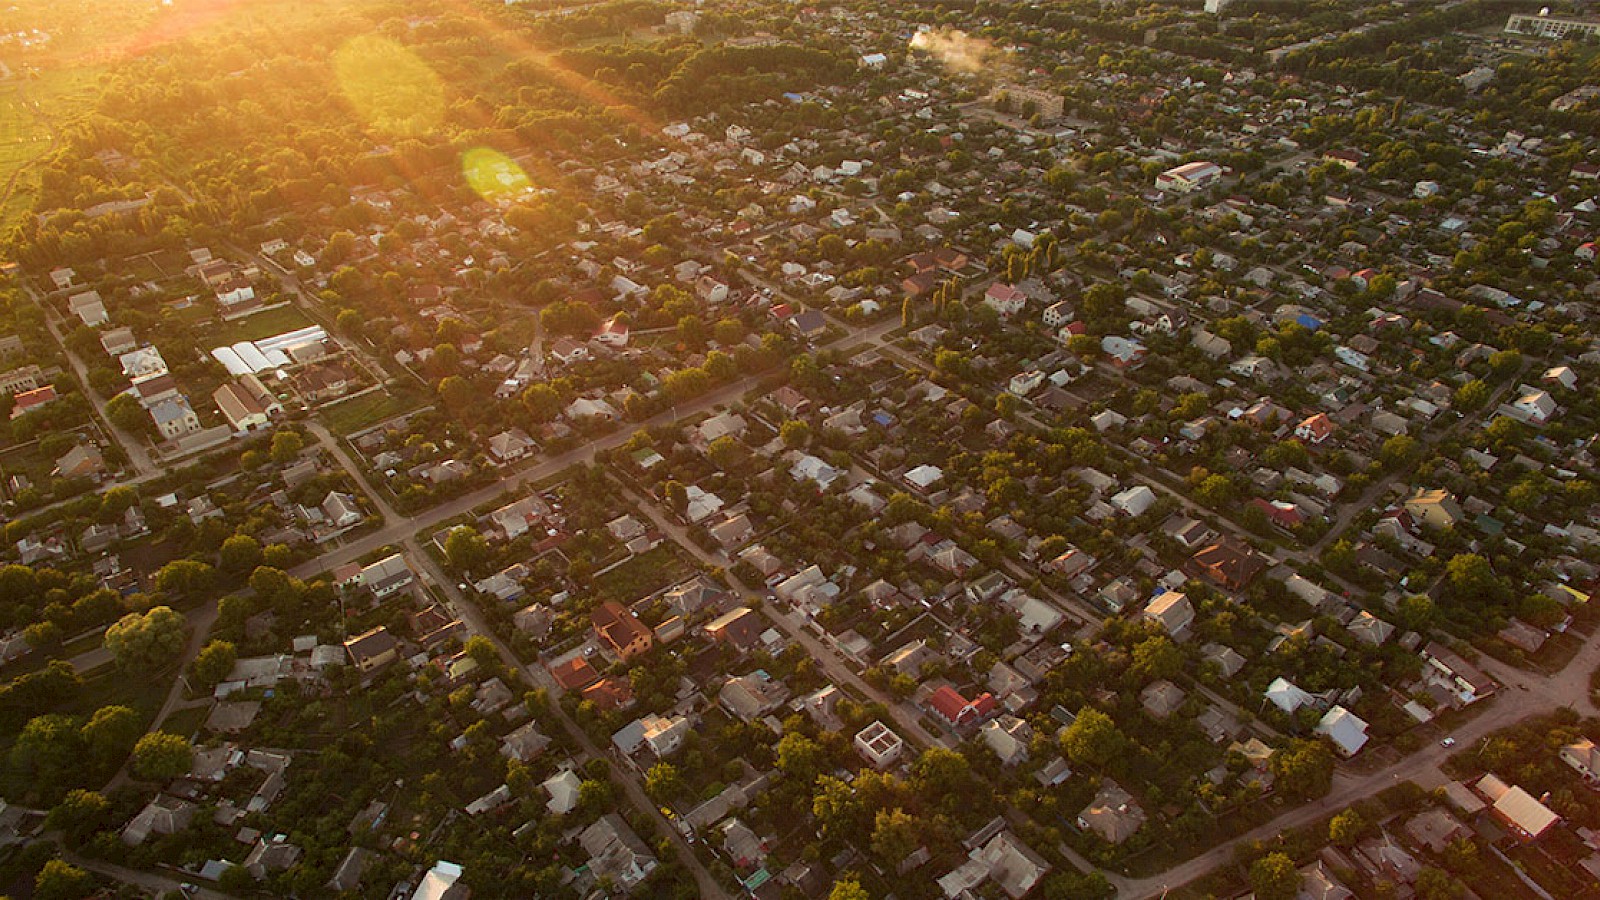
[462,148,533,203]
[333,35,444,136]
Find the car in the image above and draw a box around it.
[1440,737,1456,748]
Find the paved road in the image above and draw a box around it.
[66,853,235,899]
[29,289,160,478]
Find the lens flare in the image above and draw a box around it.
[462,148,533,203]
[909,28,1002,76]
[333,35,444,136]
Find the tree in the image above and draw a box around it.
[776,732,826,785]
[911,746,970,799]
[1249,852,1301,900]
[34,859,94,900]
[781,419,811,448]
[1329,808,1366,847]
[645,762,684,803]
[830,878,870,900]
[871,808,922,864]
[269,429,305,464]
[1453,379,1488,410]
[190,640,238,689]
[1379,435,1419,470]
[104,606,186,670]
[522,383,562,422]
[106,392,149,435]
[219,533,263,573]
[1131,635,1182,683]
[902,296,915,328]
[80,705,140,763]
[154,559,214,597]
[438,375,475,414]
[1416,866,1464,900]
[11,714,84,783]
[1271,739,1335,800]
[464,635,498,669]
[707,436,743,471]
[1445,553,1505,605]
[45,789,109,844]
[445,526,491,574]
[132,731,194,781]
[1060,707,1125,769]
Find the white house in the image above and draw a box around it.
[984,283,1027,318]
[1110,485,1155,517]
[1156,160,1222,193]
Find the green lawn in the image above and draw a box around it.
[594,545,692,603]
[201,303,315,345]
[319,387,427,436]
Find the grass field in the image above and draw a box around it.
[202,303,315,345]
[0,63,108,229]
[320,386,428,435]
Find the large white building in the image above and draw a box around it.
[1505,13,1600,40]
[1156,161,1222,193]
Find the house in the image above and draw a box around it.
[122,795,196,846]
[1315,706,1370,757]
[1043,300,1075,328]
[1475,774,1559,841]
[592,316,630,347]
[705,607,764,654]
[1406,808,1472,853]
[344,626,399,673]
[1110,485,1155,517]
[984,283,1027,317]
[1143,590,1195,638]
[549,338,590,364]
[937,829,1051,900]
[1190,540,1265,590]
[593,600,653,661]
[149,396,202,439]
[981,715,1033,766]
[488,496,552,540]
[1405,488,1463,529]
[500,721,551,763]
[1421,642,1496,705]
[719,670,790,721]
[1250,498,1305,531]
[411,861,469,900]
[487,428,536,464]
[322,491,363,528]
[1542,366,1577,390]
[690,411,746,454]
[1509,386,1557,424]
[1100,335,1146,368]
[543,769,583,815]
[213,378,279,432]
[53,443,106,479]
[1265,677,1315,713]
[928,685,997,729]
[854,721,904,769]
[1295,412,1335,444]
[10,385,56,419]
[905,464,944,493]
[579,815,658,892]
[358,553,414,598]
[1140,680,1186,719]
[640,714,690,757]
[0,365,45,396]
[69,290,109,327]
[295,362,353,402]
[1076,781,1146,843]
[1156,160,1222,193]
[1560,738,1600,782]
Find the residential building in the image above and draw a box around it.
[1560,738,1600,782]
[1421,642,1496,706]
[358,553,413,598]
[1143,590,1194,638]
[1505,13,1600,40]
[149,396,202,438]
[578,814,657,892]
[1405,488,1463,529]
[1315,706,1370,757]
[592,600,653,661]
[854,720,904,769]
[1156,160,1222,193]
[928,685,997,729]
[1190,540,1266,590]
[1474,774,1559,841]
[1076,781,1146,844]
[344,626,399,673]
